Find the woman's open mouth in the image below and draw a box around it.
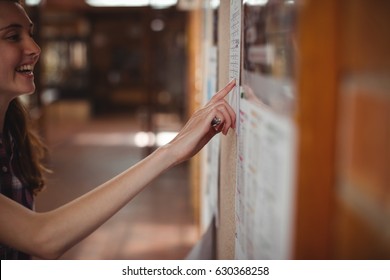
[15,64,34,76]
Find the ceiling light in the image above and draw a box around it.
[210,0,220,9]
[86,0,149,7]
[150,0,177,9]
[86,0,177,8]
[25,0,41,6]
[243,0,269,6]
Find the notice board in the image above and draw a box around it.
[209,0,389,260]
[215,0,298,259]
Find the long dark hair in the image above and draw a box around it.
[3,99,47,195]
[1,0,47,194]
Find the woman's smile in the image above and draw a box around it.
[15,63,35,78]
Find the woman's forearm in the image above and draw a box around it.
[4,146,175,259]
[0,80,236,259]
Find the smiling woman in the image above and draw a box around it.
[0,0,236,260]
[0,3,41,101]
[0,0,47,259]
[0,1,44,190]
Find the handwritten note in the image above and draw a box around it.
[229,0,242,120]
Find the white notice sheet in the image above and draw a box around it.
[229,0,242,119]
[235,98,297,259]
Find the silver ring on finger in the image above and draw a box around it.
[211,116,222,127]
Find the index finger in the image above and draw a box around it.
[210,79,236,103]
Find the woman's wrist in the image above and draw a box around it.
[153,143,179,170]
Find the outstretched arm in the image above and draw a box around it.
[0,80,236,259]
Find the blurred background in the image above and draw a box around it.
[19,0,389,260]
[24,0,198,259]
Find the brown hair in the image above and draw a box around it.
[3,100,48,195]
[1,0,47,194]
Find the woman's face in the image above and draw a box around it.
[0,2,41,101]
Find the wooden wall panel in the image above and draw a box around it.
[335,0,390,259]
[293,0,339,259]
[216,1,237,260]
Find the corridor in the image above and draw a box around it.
[34,109,198,259]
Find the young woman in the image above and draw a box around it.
[0,0,236,259]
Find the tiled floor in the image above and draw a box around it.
[35,112,198,259]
